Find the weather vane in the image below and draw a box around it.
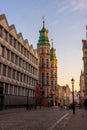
[42,16,45,28]
[42,16,44,21]
[51,39,53,42]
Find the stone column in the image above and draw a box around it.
[2,28,4,39]
[0,44,2,56]
[3,83,5,95]
[1,64,3,75]
[8,84,10,95]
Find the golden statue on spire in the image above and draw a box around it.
[42,16,45,28]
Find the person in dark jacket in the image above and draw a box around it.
[84,99,87,110]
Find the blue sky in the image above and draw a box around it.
[0,0,87,90]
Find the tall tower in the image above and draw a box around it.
[50,40,58,105]
[82,26,87,96]
[37,18,51,99]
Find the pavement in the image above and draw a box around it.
[0,107,87,130]
[64,108,87,130]
[0,106,72,130]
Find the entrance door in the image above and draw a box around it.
[0,96,4,110]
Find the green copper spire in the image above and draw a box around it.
[37,17,50,47]
[50,39,57,61]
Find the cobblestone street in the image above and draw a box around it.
[0,107,72,130]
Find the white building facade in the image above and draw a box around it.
[0,14,39,109]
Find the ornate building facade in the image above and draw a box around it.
[79,70,85,104]
[82,27,87,96]
[50,41,58,106]
[0,14,39,109]
[37,19,58,106]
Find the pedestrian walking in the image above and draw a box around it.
[84,98,87,110]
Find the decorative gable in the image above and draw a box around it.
[30,45,34,53]
[0,14,9,31]
[9,24,17,39]
[24,39,29,49]
[17,33,24,45]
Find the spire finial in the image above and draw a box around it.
[51,39,53,48]
[42,16,45,28]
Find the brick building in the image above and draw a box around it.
[37,18,58,106]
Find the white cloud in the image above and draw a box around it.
[71,0,87,11]
[57,5,69,13]
[50,19,59,26]
[57,0,87,14]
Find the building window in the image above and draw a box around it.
[8,67,11,78]
[18,86,20,96]
[21,45,23,54]
[55,72,57,77]
[17,71,19,81]
[7,49,10,60]
[24,75,26,83]
[27,76,28,84]
[47,59,49,68]
[46,73,49,85]
[5,84,8,95]
[20,73,22,81]
[0,26,2,37]
[9,35,13,45]
[0,63,1,74]
[4,30,8,41]
[47,50,50,54]
[12,69,15,79]
[42,73,44,85]
[22,88,24,96]
[24,48,26,56]
[3,65,6,76]
[18,42,20,51]
[42,59,45,67]
[0,82,3,95]
[41,50,44,54]
[1,45,5,57]
[9,85,13,95]
[51,71,53,77]
[27,51,29,58]
[15,55,17,64]
[30,53,32,60]
[14,86,17,95]
[22,74,24,82]
[13,38,16,48]
[51,64,54,68]
[55,81,57,90]
[11,52,14,62]
[51,81,53,89]
[0,82,3,87]
[19,58,21,66]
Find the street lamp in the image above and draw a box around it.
[26,89,29,110]
[71,78,75,114]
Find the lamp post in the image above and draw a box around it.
[26,89,29,110]
[71,78,75,114]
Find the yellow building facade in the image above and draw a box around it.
[82,39,87,95]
